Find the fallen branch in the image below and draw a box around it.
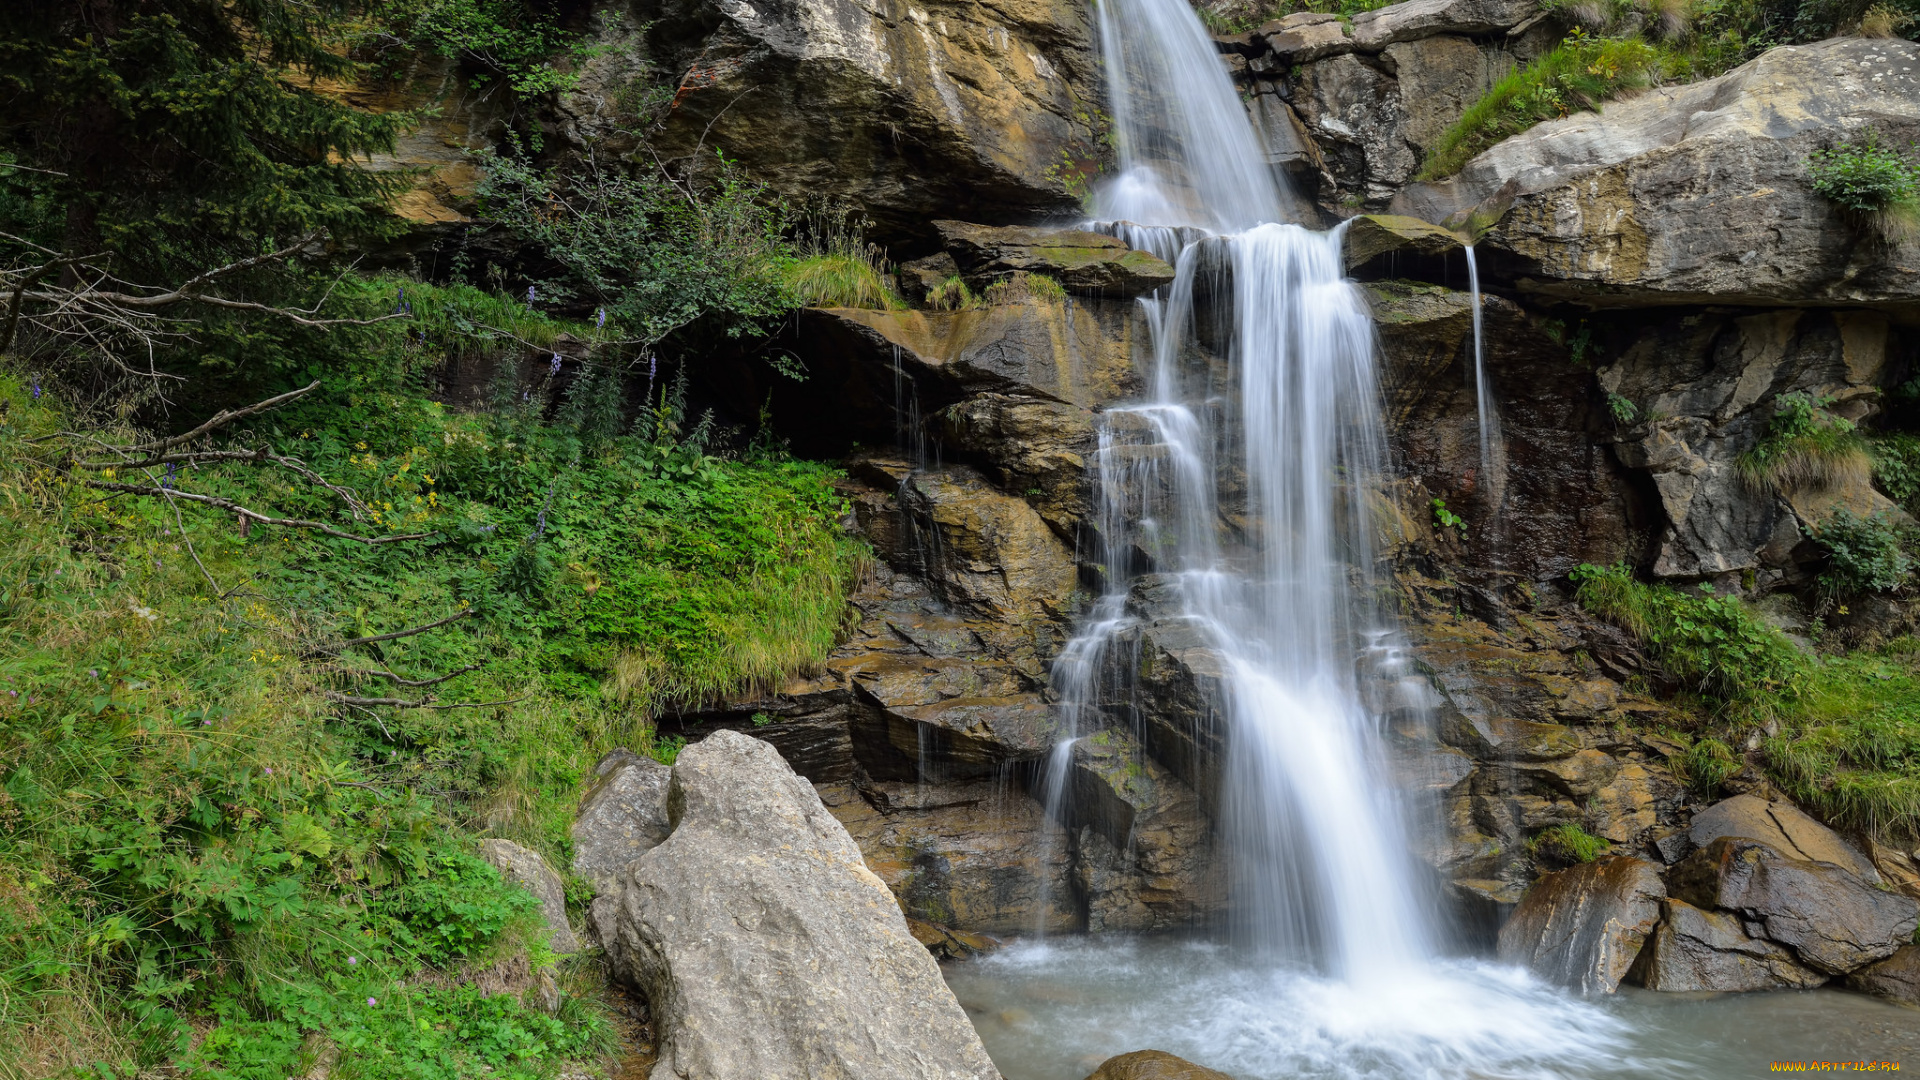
[310,608,476,658]
[82,480,431,545]
[327,692,524,710]
[350,663,484,688]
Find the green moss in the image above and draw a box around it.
[1530,823,1611,866]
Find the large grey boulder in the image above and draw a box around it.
[1497,856,1665,993]
[1630,898,1824,992]
[1396,38,1920,308]
[1670,836,1919,975]
[602,729,1000,1080]
[1349,0,1539,48]
[477,839,580,955]
[572,748,673,946]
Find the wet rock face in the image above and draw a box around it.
[603,730,1000,1080]
[628,0,1103,242]
[1397,37,1920,308]
[1845,944,1920,1006]
[1597,307,1899,581]
[1496,856,1666,993]
[1669,836,1919,975]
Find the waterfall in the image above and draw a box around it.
[1040,0,1434,977]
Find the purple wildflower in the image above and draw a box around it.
[595,307,606,328]
[348,955,358,966]
[367,997,377,1007]
[31,379,40,401]
[88,669,98,677]
[525,285,536,310]
[264,767,273,776]
[549,353,563,376]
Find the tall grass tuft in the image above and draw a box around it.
[780,200,903,310]
[980,272,1068,306]
[1737,391,1871,492]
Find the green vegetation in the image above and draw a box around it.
[1736,391,1869,492]
[1530,823,1611,865]
[1871,431,1920,508]
[1570,562,1806,703]
[1806,508,1915,598]
[0,292,864,1071]
[780,255,904,310]
[1571,563,1920,838]
[1431,498,1466,531]
[926,276,981,312]
[1419,34,1664,180]
[981,272,1068,306]
[363,0,594,98]
[1807,135,1920,212]
[1607,392,1640,424]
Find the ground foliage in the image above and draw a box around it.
[0,264,865,1074]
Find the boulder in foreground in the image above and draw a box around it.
[602,729,1000,1080]
[1497,856,1664,993]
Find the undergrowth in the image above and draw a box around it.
[0,280,865,1074]
[1571,563,1920,839]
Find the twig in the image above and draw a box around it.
[313,608,476,657]
[81,480,431,545]
[326,692,524,710]
[351,663,484,688]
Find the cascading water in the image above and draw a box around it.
[985,0,1643,1072]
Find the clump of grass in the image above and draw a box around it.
[779,253,904,310]
[1737,391,1870,492]
[1672,736,1742,800]
[1419,33,1665,180]
[981,272,1068,306]
[1570,562,1808,705]
[1807,134,1920,240]
[1531,823,1611,866]
[925,275,979,312]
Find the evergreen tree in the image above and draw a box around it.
[0,0,406,272]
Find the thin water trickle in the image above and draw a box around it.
[1463,244,1502,509]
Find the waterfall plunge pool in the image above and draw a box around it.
[943,936,1920,1080]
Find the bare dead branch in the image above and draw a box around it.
[82,480,431,545]
[310,608,477,658]
[350,663,485,688]
[326,692,523,710]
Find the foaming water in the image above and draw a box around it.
[944,938,1920,1080]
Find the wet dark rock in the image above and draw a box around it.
[1845,944,1920,1006]
[1343,214,1463,277]
[1497,856,1665,993]
[1084,1049,1234,1080]
[602,730,1000,1080]
[1070,729,1225,931]
[934,221,1177,296]
[1669,837,1919,975]
[821,780,1079,934]
[1630,898,1825,992]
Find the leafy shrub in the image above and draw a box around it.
[377,850,540,966]
[1419,34,1665,180]
[1808,508,1915,598]
[1737,391,1870,492]
[364,0,591,98]
[1607,392,1639,424]
[1872,432,1920,507]
[1531,823,1611,865]
[1807,135,1920,213]
[1570,562,1808,703]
